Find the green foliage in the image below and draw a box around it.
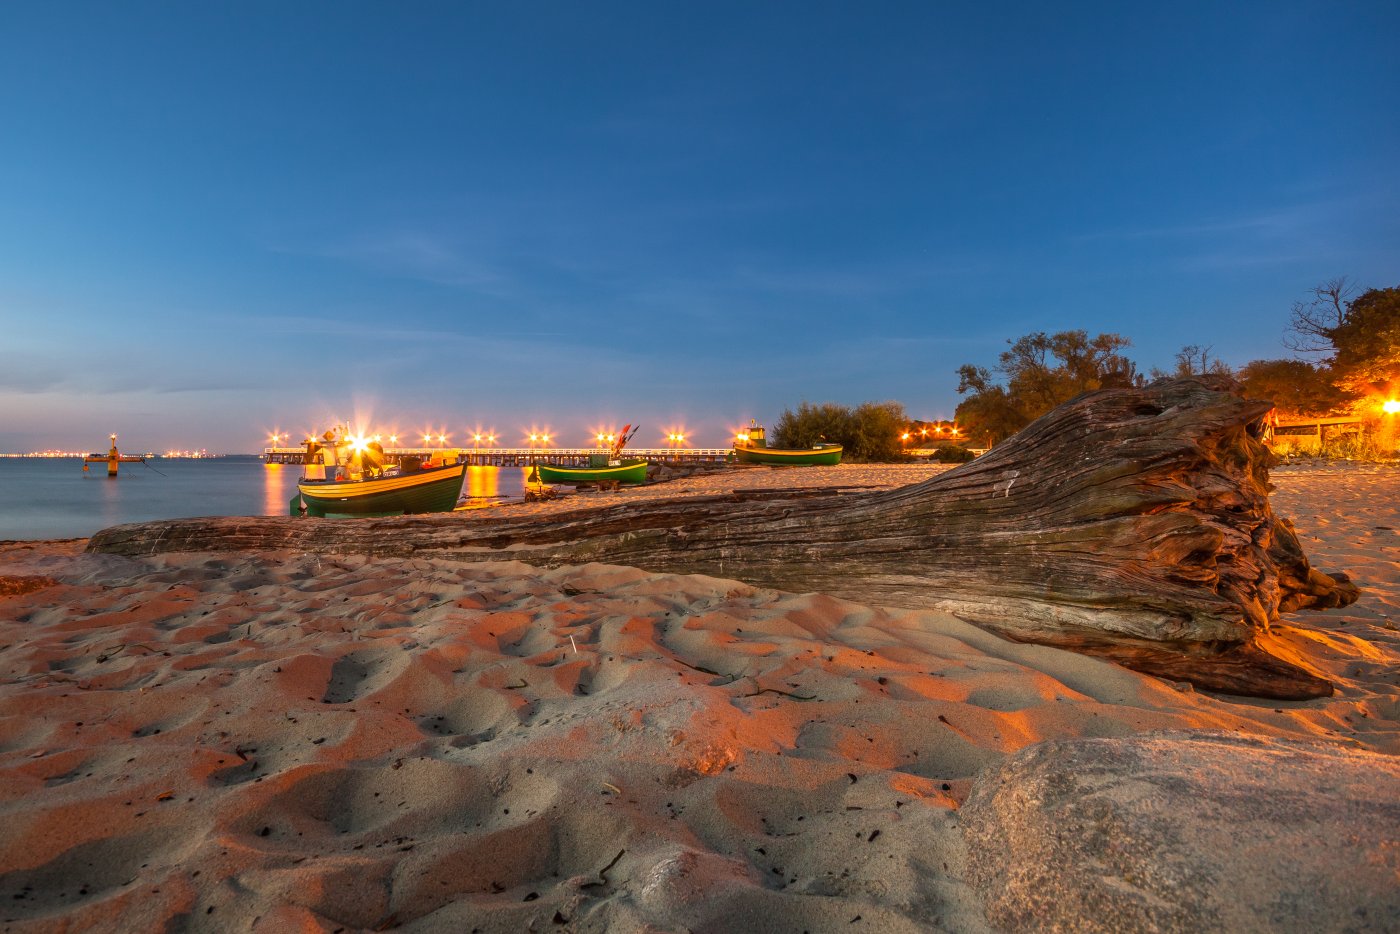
[954,330,1141,446]
[953,385,1025,449]
[772,400,909,462]
[1237,359,1344,417]
[851,401,909,462]
[1328,286,1400,402]
[929,443,974,463]
[772,402,855,449]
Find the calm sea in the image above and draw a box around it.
[0,456,531,541]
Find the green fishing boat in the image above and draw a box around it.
[531,423,648,485]
[533,458,648,485]
[293,427,469,517]
[733,423,843,466]
[297,461,469,516]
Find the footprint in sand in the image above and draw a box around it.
[0,828,196,919]
[320,648,411,705]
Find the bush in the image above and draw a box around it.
[929,443,975,463]
[772,399,910,462]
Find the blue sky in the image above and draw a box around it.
[2,2,1397,451]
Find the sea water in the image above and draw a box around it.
[0,457,532,541]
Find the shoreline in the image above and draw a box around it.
[2,462,1397,930]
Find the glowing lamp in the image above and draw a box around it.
[1384,399,1400,414]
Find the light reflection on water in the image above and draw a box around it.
[457,465,533,509]
[0,457,533,540]
[262,462,295,516]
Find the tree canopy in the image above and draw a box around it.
[772,400,909,462]
[948,281,1396,450]
[1328,286,1400,402]
[1236,359,1344,417]
[955,330,1140,445]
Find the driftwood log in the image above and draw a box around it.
[88,377,1358,699]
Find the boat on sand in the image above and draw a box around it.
[531,424,649,486]
[733,423,843,466]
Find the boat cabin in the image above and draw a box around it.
[740,422,767,448]
[301,428,393,482]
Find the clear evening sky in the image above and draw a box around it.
[2,2,1396,452]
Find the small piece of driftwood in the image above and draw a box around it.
[88,378,1357,699]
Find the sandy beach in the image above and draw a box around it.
[1,462,1397,932]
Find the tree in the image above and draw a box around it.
[953,383,1026,448]
[772,402,856,450]
[1285,277,1356,355]
[1236,359,1344,417]
[851,401,909,462]
[1152,344,1233,380]
[771,400,909,462]
[1328,286,1400,402]
[954,330,1141,445]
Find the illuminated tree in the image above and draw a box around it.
[1236,359,1343,417]
[1327,286,1400,402]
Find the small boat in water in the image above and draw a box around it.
[531,423,649,486]
[293,427,469,517]
[733,423,843,466]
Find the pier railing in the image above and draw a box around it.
[263,447,735,467]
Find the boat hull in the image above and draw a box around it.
[297,462,468,517]
[734,444,843,466]
[534,460,648,485]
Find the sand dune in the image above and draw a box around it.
[1,463,1397,931]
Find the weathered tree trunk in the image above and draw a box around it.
[88,378,1358,699]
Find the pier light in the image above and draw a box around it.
[1384,399,1400,415]
[437,434,448,444]
[389,435,397,444]
[422,433,433,444]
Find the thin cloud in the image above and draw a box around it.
[1070,197,1356,244]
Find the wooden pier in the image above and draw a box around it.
[262,446,735,467]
